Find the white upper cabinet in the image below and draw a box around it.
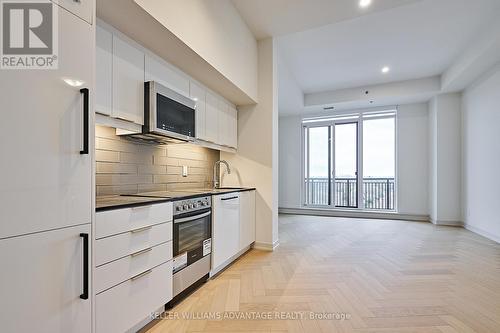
[218,100,231,147]
[228,105,238,149]
[112,35,145,125]
[145,55,190,97]
[216,100,237,148]
[52,0,93,24]
[96,25,112,116]
[205,91,219,144]
[0,8,92,239]
[96,24,238,151]
[190,81,207,141]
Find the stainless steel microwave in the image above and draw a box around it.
[126,81,196,144]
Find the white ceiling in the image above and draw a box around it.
[231,0,421,40]
[276,0,500,94]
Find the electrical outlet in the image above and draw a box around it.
[182,165,188,177]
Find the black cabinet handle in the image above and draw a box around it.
[80,88,89,155]
[79,233,89,300]
[221,196,238,201]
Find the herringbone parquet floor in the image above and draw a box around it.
[143,214,500,333]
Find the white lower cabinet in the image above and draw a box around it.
[95,241,173,294]
[95,202,173,239]
[95,202,173,333]
[0,225,91,333]
[239,190,256,250]
[212,191,256,273]
[212,193,240,272]
[95,222,172,266]
[96,261,172,333]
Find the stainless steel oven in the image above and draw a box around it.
[125,81,196,144]
[170,196,212,303]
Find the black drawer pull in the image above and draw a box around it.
[79,233,89,300]
[79,88,89,155]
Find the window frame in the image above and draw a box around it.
[301,107,398,211]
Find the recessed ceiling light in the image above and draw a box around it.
[359,0,372,8]
[381,66,390,73]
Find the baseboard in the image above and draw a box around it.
[253,239,280,251]
[464,224,500,244]
[279,207,429,222]
[430,219,463,226]
[210,245,252,277]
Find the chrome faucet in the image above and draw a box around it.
[213,160,231,189]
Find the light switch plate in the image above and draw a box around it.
[182,165,188,177]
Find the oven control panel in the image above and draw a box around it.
[173,196,211,215]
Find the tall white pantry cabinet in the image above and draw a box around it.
[0,1,95,333]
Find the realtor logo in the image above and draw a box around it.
[1,0,58,69]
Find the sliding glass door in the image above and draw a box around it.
[334,122,358,208]
[303,121,358,208]
[302,110,396,211]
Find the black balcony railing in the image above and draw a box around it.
[304,177,395,210]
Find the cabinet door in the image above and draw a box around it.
[0,8,92,239]
[0,224,91,333]
[218,100,230,146]
[145,54,190,96]
[96,25,112,116]
[228,105,238,148]
[190,81,207,141]
[239,190,256,250]
[205,91,219,143]
[52,0,93,24]
[113,35,144,125]
[212,194,240,270]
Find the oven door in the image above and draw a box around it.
[146,81,196,142]
[173,209,211,273]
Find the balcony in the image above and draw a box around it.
[304,177,395,210]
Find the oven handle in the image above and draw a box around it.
[174,211,211,224]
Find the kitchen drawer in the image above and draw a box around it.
[95,241,172,294]
[96,202,172,239]
[95,222,172,266]
[96,261,172,333]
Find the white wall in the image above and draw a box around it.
[277,52,304,116]
[278,116,302,208]
[462,66,500,242]
[134,0,258,102]
[428,93,462,225]
[397,103,429,216]
[278,103,431,216]
[221,38,279,250]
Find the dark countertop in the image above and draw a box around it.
[96,187,256,212]
[95,195,172,211]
